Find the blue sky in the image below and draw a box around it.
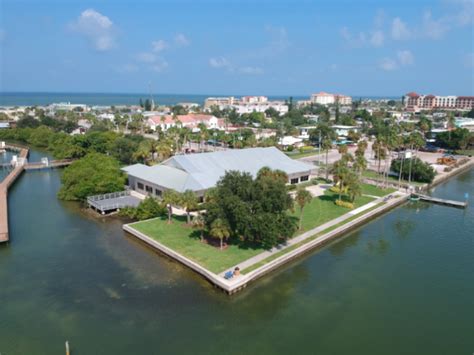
[0,0,473,96]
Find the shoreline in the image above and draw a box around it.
[123,161,473,294]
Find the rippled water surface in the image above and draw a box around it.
[0,151,473,355]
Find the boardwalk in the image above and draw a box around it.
[0,145,29,243]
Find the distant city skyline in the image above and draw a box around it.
[1,0,473,96]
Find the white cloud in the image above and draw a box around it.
[370,30,384,47]
[209,57,232,69]
[136,52,156,63]
[264,26,289,53]
[151,58,169,72]
[174,33,190,47]
[379,58,398,71]
[391,17,411,40]
[397,50,414,65]
[239,66,264,75]
[152,39,168,52]
[422,11,449,39]
[379,49,414,71]
[70,9,116,51]
[116,64,139,73]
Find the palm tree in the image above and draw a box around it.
[447,113,456,142]
[181,190,198,224]
[353,153,367,178]
[192,213,206,242]
[346,171,362,202]
[338,144,348,156]
[210,218,230,250]
[295,188,312,230]
[321,137,333,181]
[162,190,180,224]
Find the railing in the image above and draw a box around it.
[86,190,132,212]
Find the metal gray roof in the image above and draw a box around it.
[123,147,313,193]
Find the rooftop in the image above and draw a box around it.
[122,147,313,193]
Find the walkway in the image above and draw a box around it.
[0,145,29,242]
[219,192,403,276]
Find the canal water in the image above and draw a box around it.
[0,151,473,355]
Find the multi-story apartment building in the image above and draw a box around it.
[204,96,288,115]
[404,92,474,111]
[310,92,352,106]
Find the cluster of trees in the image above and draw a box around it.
[391,158,436,183]
[331,143,366,203]
[435,128,472,151]
[58,153,126,201]
[203,168,298,249]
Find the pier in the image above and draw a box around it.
[412,193,468,209]
[0,145,29,243]
[0,145,74,243]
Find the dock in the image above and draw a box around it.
[0,145,29,243]
[413,193,468,208]
[0,145,74,243]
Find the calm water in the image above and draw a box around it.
[0,92,399,107]
[0,151,473,355]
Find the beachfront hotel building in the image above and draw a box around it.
[146,113,225,131]
[122,147,314,198]
[404,92,474,111]
[310,92,352,106]
[204,96,289,115]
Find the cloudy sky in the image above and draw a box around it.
[0,0,473,96]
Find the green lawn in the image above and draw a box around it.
[293,190,375,233]
[284,150,322,159]
[362,170,425,186]
[131,184,391,274]
[132,216,263,274]
[242,201,386,274]
[361,183,397,197]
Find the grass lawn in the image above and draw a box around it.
[361,183,397,197]
[293,190,375,233]
[242,201,386,274]
[132,216,263,274]
[362,170,425,186]
[131,184,390,274]
[284,150,322,159]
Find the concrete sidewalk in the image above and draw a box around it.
[219,192,404,276]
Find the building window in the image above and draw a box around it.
[300,175,309,182]
[290,178,299,184]
[155,189,162,197]
[137,182,144,190]
[145,185,153,194]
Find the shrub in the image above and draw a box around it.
[335,199,354,209]
[119,197,166,221]
[299,146,314,153]
[330,185,348,194]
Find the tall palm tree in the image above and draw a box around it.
[321,137,333,181]
[181,190,198,224]
[192,213,206,242]
[447,113,456,142]
[162,190,181,224]
[295,188,312,230]
[210,218,230,250]
[346,171,362,202]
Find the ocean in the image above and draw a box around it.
[0,92,398,107]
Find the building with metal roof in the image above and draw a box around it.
[122,147,314,198]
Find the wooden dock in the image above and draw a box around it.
[0,145,29,243]
[413,193,468,209]
[24,159,73,170]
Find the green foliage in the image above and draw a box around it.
[204,168,297,249]
[58,153,126,201]
[435,128,471,150]
[119,197,166,220]
[391,158,436,183]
